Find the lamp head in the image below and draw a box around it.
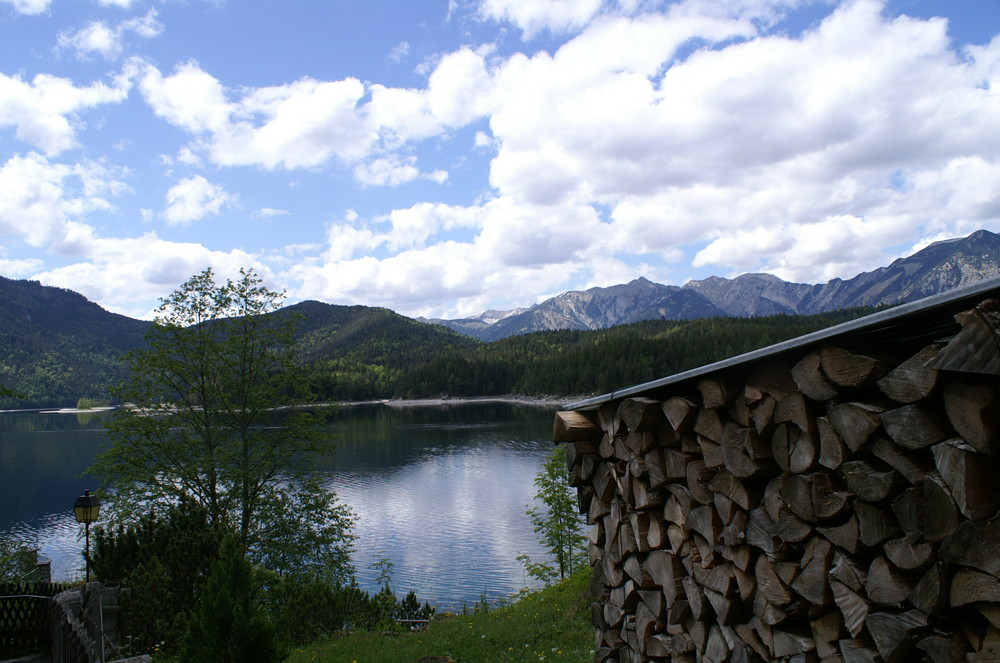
[73,489,101,524]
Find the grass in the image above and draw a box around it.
[284,567,595,663]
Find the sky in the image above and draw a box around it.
[1,0,999,321]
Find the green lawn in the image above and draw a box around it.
[285,568,594,663]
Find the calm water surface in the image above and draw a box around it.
[0,402,560,608]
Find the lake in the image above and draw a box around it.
[0,401,563,609]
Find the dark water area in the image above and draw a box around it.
[0,402,561,608]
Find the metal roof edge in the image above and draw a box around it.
[563,276,1000,411]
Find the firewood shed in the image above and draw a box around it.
[553,276,1000,663]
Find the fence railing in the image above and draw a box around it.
[0,581,71,658]
[2,581,149,663]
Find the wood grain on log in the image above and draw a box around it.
[694,407,725,443]
[686,459,715,505]
[721,425,772,479]
[747,359,798,401]
[866,556,913,607]
[921,473,961,542]
[880,403,953,450]
[909,562,947,617]
[932,438,1000,521]
[877,343,942,404]
[883,534,934,571]
[866,609,927,662]
[753,395,778,437]
[791,536,833,606]
[792,353,841,401]
[943,378,1000,454]
[938,519,1000,578]
[832,579,869,638]
[818,513,860,556]
[870,436,934,485]
[818,416,846,470]
[827,402,883,452]
[554,410,602,442]
[917,632,970,663]
[773,422,818,474]
[839,637,881,663]
[662,396,698,432]
[839,458,901,503]
[929,305,1000,376]
[699,377,735,409]
[617,397,666,433]
[820,345,887,388]
[856,500,896,548]
[950,568,1000,606]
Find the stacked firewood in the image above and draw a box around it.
[554,299,1000,663]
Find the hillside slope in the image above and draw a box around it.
[0,276,148,407]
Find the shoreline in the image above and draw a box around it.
[329,395,581,409]
[3,396,584,415]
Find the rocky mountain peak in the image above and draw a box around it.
[429,230,1000,340]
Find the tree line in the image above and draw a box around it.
[312,308,877,401]
[0,272,876,407]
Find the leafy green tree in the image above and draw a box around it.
[91,268,354,579]
[0,536,36,581]
[519,445,587,583]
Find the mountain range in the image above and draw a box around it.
[1,228,998,406]
[425,229,1000,340]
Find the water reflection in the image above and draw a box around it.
[0,402,560,608]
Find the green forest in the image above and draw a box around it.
[0,271,877,407]
[309,308,875,401]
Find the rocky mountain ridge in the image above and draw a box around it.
[432,229,1000,340]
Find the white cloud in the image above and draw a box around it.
[353,156,421,188]
[287,0,1000,315]
[0,0,49,15]
[0,71,132,155]
[0,255,44,277]
[425,169,449,184]
[34,235,266,318]
[253,207,291,219]
[0,156,259,319]
[163,175,235,225]
[0,152,126,249]
[139,61,232,135]
[57,10,163,60]
[479,0,1000,284]
[141,63,372,168]
[388,41,410,63]
[479,0,605,38]
[353,156,449,188]
[288,196,608,316]
[138,47,495,172]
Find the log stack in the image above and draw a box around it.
[554,298,1000,663]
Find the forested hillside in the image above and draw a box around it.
[282,300,479,400]
[0,277,147,407]
[384,308,875,400]
[0,271,877,407]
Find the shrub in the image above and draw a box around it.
[183,536,284,663]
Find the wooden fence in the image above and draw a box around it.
[0,581,71,658]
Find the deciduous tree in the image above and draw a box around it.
[91,268,354,580]
[519,445,587,583]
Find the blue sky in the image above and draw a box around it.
[1,0,998,320]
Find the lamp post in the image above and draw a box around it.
[73,489,101,582]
